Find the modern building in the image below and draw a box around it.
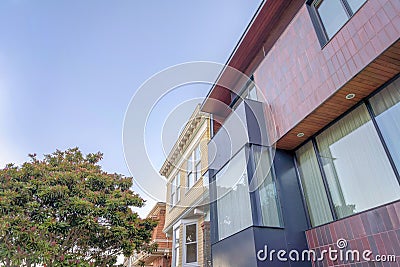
[200,0,400,266]
[124,202,172,267]
[160,105,212,267]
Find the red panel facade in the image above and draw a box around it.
[254,0,400,140]
[305,201,400,266]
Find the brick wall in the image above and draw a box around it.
[152,256,170,267]
[152,208,171,250]
[305,201,400,266]
[254,0,400,141]
[172,216,208,267]
[201,221,212,267]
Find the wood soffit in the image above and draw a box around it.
[277,40,400,150]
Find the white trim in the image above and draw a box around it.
[172,226,180,267]
[166,121,208,182]
[182,220,199,267]
[163,192,209,234]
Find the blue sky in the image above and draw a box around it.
[0,0,262,216]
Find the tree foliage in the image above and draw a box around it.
[0,148,157,267]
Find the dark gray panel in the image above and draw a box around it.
[271,150,311,267]
[212,227,257,267]
[245,99,270,147]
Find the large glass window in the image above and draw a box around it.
[184,223,197,264]
[316,104,400,218]
[216,148,253,240]
[312,0,367,41]
[252,145,283,227]
[296,141,333,226]
[369,77,400,173]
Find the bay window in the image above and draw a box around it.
[172,227,180,267]
[215,145,283,241]
[216,148,253,240]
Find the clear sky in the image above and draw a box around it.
[0,0,262,217]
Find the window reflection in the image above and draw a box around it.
[316,105,400,218]
[369,77,400,173]
[316,0,348,38]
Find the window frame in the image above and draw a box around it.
[170,173,181,207]
[194,145,201,181]
[186,158,194,191]
[307,0,367,46]
[186,144,202,192]
[212,144,284,242]
[172,226,180,267]
[293,75,400,228]
[183,222,198,265]
[170,178,176,207]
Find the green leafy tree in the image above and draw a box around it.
[0,148,157,267]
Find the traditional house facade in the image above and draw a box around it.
[160,105,212,267]
[124,202,171,267]
[200,0,400,266]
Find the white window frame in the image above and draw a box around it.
[172,226,180,267]
[194,145,201,181]
[183,221,198,266]
[186,144,201,191]
[170,173,181,207]
[187,157,194,191]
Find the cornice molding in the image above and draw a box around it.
[159,104,209,177]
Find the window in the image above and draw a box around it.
[252,145,283,227]
[170,173,181,206]
[310,0,367,44]
[186,144,202,191]
[316,105,399,218]
[194,145,201,180]
[296,141,334,226]
[187,158,194,190]
[216,148,253,240]
[296,103,400,226]
[369,77,400,173]
[184,223,197,264]
[246,85,258,101]
[215,145,283,240]
[231,79,260,110]
[172,227,180,267]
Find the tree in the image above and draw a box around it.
[0,148,157,267]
